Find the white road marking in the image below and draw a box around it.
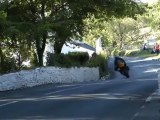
[134,112,139,117]
[140,105,145,109]
[0,101,17,107]
[0,93,145,102]
[46,81,112,95]
[145,96,152,103]
[131,112,140,120]
[46,85,85,95]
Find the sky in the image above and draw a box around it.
[140,0,158,4]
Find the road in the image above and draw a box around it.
[0,57,159,120]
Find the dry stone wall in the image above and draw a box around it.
[0,67,99,91]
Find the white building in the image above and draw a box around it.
[61,41,96,56]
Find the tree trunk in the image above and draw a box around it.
[54,40,65,54]
[37,49,43,66]
[36,33,47,67]
[34,1,47,67]
[120,34,123,49]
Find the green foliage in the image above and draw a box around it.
[107,48,126,56]
[126,48,155,57]
[83,15,144,53]
[86,54,108,77]
[67,52,89,65]
[0,11,7,37]
[30,51,39,68]
[141,1,160,29]
[136,1,160,41]
[0,57,18,74]
[110,48,119,56]
[0,0,149,73]
[118,50,126,56]
[46,53,72,67]
[125,50,140,57]
[46,52,108,77]
[46,52,89,67]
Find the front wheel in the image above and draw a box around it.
[125,73,129,78]
[120,69,129,78]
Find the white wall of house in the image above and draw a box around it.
[61,42,95,56]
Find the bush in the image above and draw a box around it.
[46,53,72,67]
[67,52,89,65]
[118,50,126,56]
[111,48,120,56]
[46,52,89,67]
[46,52,108,77]
[0,57,18,74]
[86,54,108,77]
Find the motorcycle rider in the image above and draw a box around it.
[114,56,129,78]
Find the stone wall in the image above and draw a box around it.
[0,67,99,91]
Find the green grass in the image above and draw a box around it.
[125,49,160,59]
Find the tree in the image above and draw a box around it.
[0,0,145,67]
[136,1,160,42]
[0,10,7,73]
[146,1,160,31]
[0,1,35,70]
[83,15,149,56]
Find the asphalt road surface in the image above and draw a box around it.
[0,57,159,120]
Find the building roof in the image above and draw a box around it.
[69,41,96,52]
